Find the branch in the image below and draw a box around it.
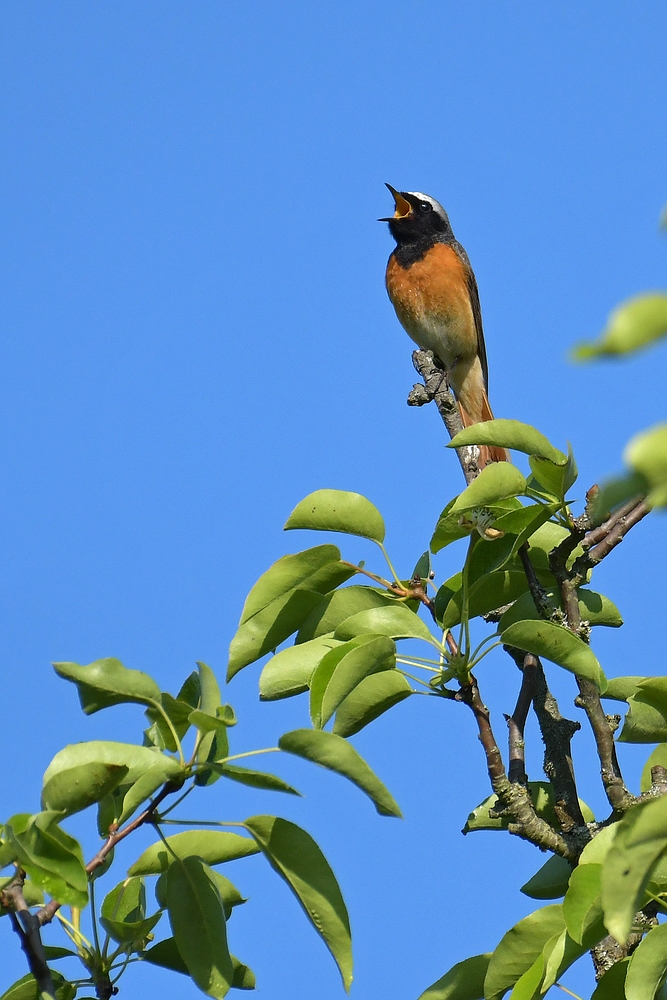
[519,544,555,619]
[407,350,480,485]
[549,526,636,814]
[505,657,538,784]
[457,672,572,857]
[37,779,181,927]
[505,647,587,833]
[1,870,56,999]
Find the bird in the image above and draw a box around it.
[381,184,509,467]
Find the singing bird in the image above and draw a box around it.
[382,185,508,467]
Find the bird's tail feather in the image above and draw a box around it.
[458,391,510,469]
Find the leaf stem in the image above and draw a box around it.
[147,699,185,766]
[219,747,280,764]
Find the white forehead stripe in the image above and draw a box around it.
[407,191,448,221]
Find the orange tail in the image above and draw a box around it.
[458,390,510,469]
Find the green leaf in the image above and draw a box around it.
[100,875,162,943]
[4,813,88,909]
[500,620,606,690]
[591,959,630,1000]
[625,423,667,507]
[625,922,667,1000]
[41,762,128,817]
[128,830,260,876]
[417,954,491,1000]
[563,863,603,944]
[156,867,247,918]
[529,445,577,500]
[498,587,623,632]
[450,464,527,514]
[43,740,182,787]
[41,947,77,960]
[332,671,413,737]
[117,763,184,827]
[284,488,385,543]
[449,419,566,464]
[227,589,325,680]
[244,815,352,991]
[239,545,354,624]
[541,925,601,994]
[604,677,667,744]
[333,604,435,643]
[641,745,667,792]
[279,729,401,817]
[203,763,301,795]
[0,973,75,1000]
[484,904,565,1000]
[259,636,342,701]
[507,953,545,1000]
[578,823,619,866]
[143,936,190,974]
[520,855,574,900]
[296,586,394,643]
[442,571,530,630]
[601,795,667,943]
[143,938,253,988]
[572,294,667,360]
[52,657,161,714]
[230,957,256,990]
[310,635,395,729]
[145,693,193,753]
[167,857,234,997]
[430,498,472,553]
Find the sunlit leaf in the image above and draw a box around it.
[259,636,342,701]
[0,972,75,1000]
[167,857,233,997]
[625,922,667,1000]
[520,855,573,900]
[333,604,434,643]
[498,587,623,632]
[572,294,667,360]
[128,830,259,876]
[501,620,606,690]
[296,586,394,643]
[332,671,413,737]
[313,635,395,728]
[4,812,88,909]
[203,763,301,795]
[449,419,566,464]
[227,588,325,680]
[52,657,161,714]
[484,905,565,1000]
[284,489,385,543]
[562,863,603,944]
[244,815,352,991]
[625,423,667,507]
[640,744,667,793]
[601,795,667,943]
[417,954,491,1000]
[238,545,352,624]
[279,729,401,817]
[450,464,527,514]
[41,762,128,817]
[591,959,630,1000]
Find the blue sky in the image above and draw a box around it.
[0,3,666,998]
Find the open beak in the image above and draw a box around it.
[378,183,413,222]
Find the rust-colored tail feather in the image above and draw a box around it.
[458,390,510,469]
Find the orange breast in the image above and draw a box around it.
[385,243,477,366]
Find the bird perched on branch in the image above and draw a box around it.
[381,184,509,467]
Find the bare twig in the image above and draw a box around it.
[408,350,480,484]
[1,870,56,999]
[579,499,650,570]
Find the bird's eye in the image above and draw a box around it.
[421,201,432,212]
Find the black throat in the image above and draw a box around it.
[392,233,450,268]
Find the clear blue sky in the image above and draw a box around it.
[1,3,666,998]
